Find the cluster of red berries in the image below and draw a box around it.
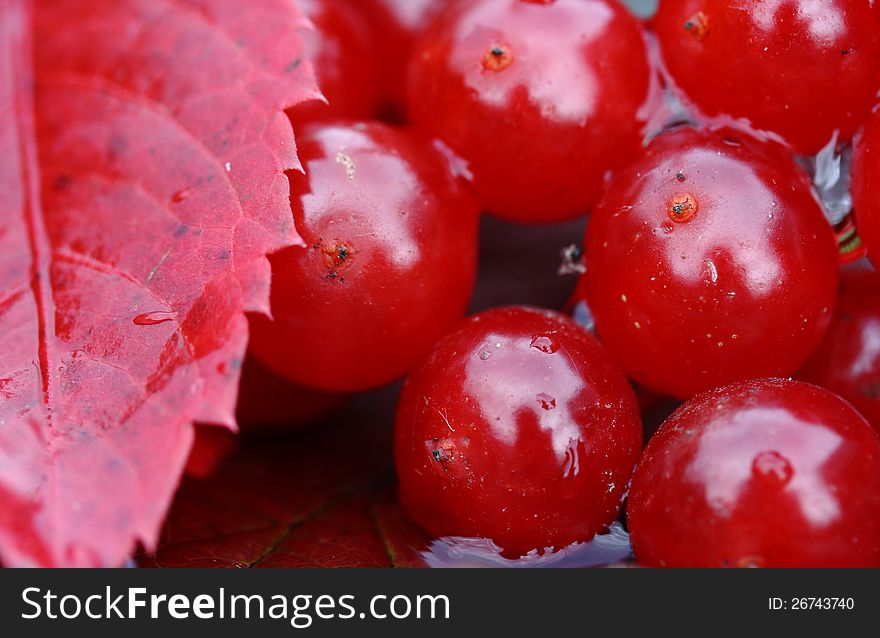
[248,0,880,567]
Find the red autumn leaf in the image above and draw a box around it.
[0,0,320,567]
[141,398,431,568]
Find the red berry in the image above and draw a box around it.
[288,0,380,124]
[394,306,642,554]
[628,379,880,567]
[581,128,839,399]
[654,0,880,154]
[185,426,238,480]
[800,265,880,433]
[406,0,651,223]
[236,356,346,430]
[344,0,457,117]
[852,110,880,266]
[249,122,479,392]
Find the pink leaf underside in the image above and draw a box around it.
[0,0,320,567]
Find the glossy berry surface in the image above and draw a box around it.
[344,0,457,117]
[852,110,880,267]
[628,379,880,567]
[654,0,880,154]
[249,122,479,392]
[288,0,380,124]
[394,306,642,554]
[800,265,880,433]
[406,0,651,223]
[581,128,839,399]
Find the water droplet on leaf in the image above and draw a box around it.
[171,188,191,203]
[133,311,177,326]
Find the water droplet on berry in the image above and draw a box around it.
[536,393,556,411]
[705,259,719,284]
[752,451,794,487]
[562,442,581,478]
[530,334,560,354]
[133,311,177,326]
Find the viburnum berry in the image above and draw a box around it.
[236,356,346,430]
[394,306,642,555]
[654,0,880,154]
[288,0,380,124]
[799,264,880,433]
[628,379,880,567]
[249,121,479,392]
[406,0,652,223]
[343,0,458,118]
[852,110,880,267]
[580,127,839,399]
